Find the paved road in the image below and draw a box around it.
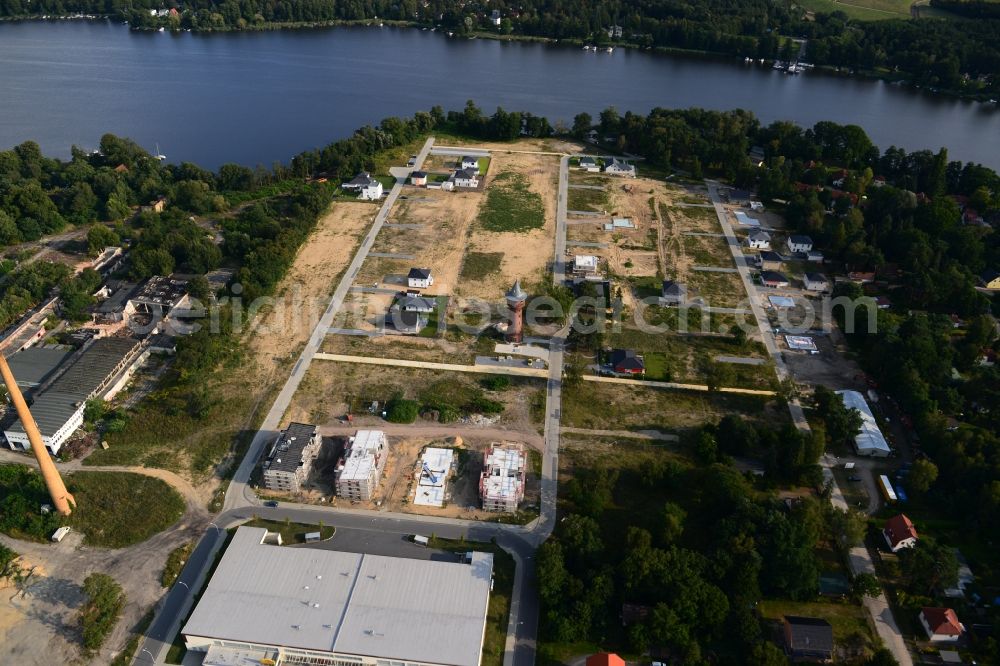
[314,352,549,378]
[134,138,438,666]
[135,137,559,666]
[554,156,569,284]
[706,181,913,666]
[583,374,776,396]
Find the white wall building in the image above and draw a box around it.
[604,158,636,177]
[263,423,321,494]
[335,430,388,501]
[4,337,141,455]
[407,267,434,289]
[573,255,599,276]
[747,230,771,250]
[182,527,494,666]
[452,169,479,188]
[480,443,526,513]
[787,235,814,253]
[836,390,891,457]
[342,172,384,200]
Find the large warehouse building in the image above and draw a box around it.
[836,389,891,457]
[3,337,141,455]
[182,527,494,666]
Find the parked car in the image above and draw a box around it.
[263,500,279,508]
[847,475,862,482]
[407,155,417,166]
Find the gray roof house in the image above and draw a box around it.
[342,172,378,189]
[803,273,830,292]
[604,158,636,177]
[660,280,687,306]
[783,616,833,661]
[396,294,436,313]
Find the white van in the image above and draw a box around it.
[412,534,429,547]
[51,526,72,542]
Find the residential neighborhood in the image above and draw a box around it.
[1,108,997,666]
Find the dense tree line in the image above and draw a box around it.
[595,106,998,316]
[539,438,872,663]
[3,0,999,97]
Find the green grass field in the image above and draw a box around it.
[796,0,912,20]
[479,171,545,232]
[461,251,504,280]
[567,187,608,212]
[758,599,877,651]
[0,465,185,547]
[68,472,186,548]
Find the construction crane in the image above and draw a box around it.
[0,353,76,516]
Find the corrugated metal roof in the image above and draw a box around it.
[837,390,891,455]
[6,337,139,437]
[5,347,72,387]
[183,527,492,666]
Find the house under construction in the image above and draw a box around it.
[479,442,526,513]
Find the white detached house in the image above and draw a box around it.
[604,158,636,177]
[342,172,383,200]
[461,156,480,173]
[452,169,480,188]
[787,235,814,254]
[407,268,434,289]
[747,230,771,250]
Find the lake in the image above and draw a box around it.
[2,20,999,170]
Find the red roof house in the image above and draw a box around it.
[587,654,626,666]
[919,607,964,642]
[883,514,918,552]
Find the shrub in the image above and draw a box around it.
[79,573,125,654]
[480,375,511,391]
[385,396,419,423]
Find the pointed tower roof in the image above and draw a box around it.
[506,279,527,303]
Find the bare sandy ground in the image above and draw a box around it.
[250,201,375,366]
[460,151,560,301]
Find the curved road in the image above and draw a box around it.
[133,138,568,666]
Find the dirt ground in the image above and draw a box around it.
[367,187,482,295]
[282,360,544,434]
[459,151,560,301]
[274,432,539,521]
[251,201,375,362]
[321,328,491,365]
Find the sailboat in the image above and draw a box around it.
[153,143,166,161]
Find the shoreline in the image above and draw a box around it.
[1,15,997,107]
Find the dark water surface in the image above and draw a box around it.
[2,20,999,169]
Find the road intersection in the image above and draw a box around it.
[135,138,567,666]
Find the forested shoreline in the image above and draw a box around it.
[1,0,998,100]
[1,101,998,662]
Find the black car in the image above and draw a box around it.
[847,475,862,482]
[263,500,279,508]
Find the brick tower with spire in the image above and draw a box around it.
[505,279,527,343]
